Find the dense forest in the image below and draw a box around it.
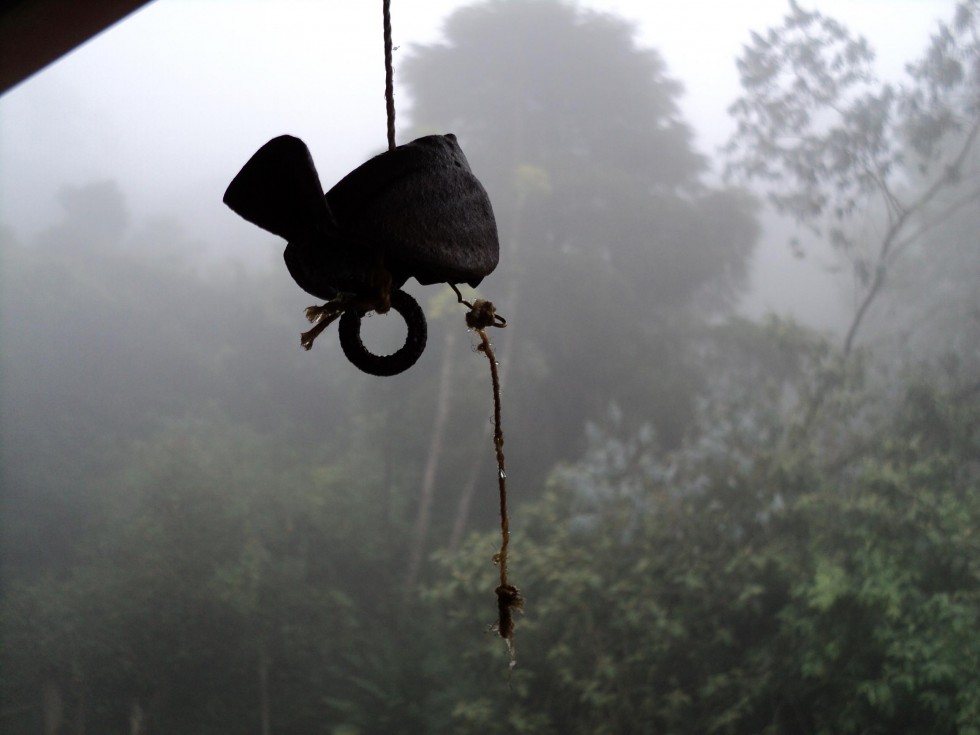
[1,1,978,733]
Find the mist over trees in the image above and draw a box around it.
[1,1,978,733]
[396,0,759,566]
[725,0,980,361]
[403,0,758,449]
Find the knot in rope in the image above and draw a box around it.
[495,583,524,643]
[465,299,503,330]
[451,283,506,330]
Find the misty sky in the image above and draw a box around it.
[0,0,957,327]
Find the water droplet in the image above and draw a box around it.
[498,468,507,479]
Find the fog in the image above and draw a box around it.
[2,0,977,732]
[0,0,952,325]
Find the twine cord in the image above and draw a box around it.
[383,0,396,151]
[451,284,522,665]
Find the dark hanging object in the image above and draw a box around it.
[223,133,500,376]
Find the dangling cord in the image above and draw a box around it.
[383,0,396,152]
[451,284,522,668]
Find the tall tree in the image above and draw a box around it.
[725,0,980,358]
[400,0,759,545]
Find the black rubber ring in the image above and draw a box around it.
[338,289,428,376]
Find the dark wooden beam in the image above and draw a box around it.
[0,0,155,96]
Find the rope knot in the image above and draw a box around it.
[495,583,524,641]
[450,283,506,330]
[465,299,497,329]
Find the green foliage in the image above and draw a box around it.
[428,324,980,734]
[776,378,980,734]
[0,417,442,733]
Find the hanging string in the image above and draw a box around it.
[383,0,396,151]
[452,286,523,666]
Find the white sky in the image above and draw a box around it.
[0,0,958,326]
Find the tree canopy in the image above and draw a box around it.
[403,0,758,458]
[725,0,980,355]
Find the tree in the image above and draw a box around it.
[865,142,980,376]
[0,416,440,734]
[399,0,759,551]
[0,181,358,585]
[725,0,980,357]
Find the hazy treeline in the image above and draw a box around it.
[1,1,978,733]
